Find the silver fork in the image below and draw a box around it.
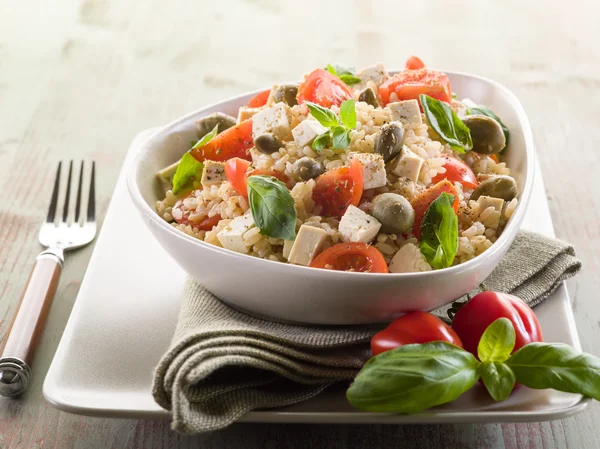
[0,161,97,397]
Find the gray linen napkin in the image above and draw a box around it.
[153,230,581,434]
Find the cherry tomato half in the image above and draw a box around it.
[248,89,270,108]
[371,311,463,356]
[310,242,388,273]
[451,291,543,358]
[297,68,354,108]
[411,180,459,239]
[432,156,479,190]
[312,158,363,218]
[379,68,452,105]
[191,119,254,163]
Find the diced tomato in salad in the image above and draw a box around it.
[191,119,254,163]
[297,68,354,108]
[379,58,452,105]
[312,158,363,218]
[247,89,270,108]
[432,156,479,190]
[411,180,459,239]
[225,157,290,198]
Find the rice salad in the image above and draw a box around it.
[155,57,517,274]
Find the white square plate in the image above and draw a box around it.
[43,129,588,423]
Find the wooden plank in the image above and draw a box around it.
[1,0,600,447]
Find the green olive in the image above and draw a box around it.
[463,114,506,154]
[375,122,405,163]
[371,193,415,234]
[271,84,299,106]
[292,157,325,181]
[471,175,518,201]
[195,112,236,139]
[358,87,379,108]
[254,133,284,155]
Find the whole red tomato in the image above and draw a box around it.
[371,311,463,356]
[451,291,543,358]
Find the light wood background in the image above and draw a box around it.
[1,0,599,447]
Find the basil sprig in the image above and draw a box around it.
[420,94,473,154]
[326,64,361,86]
[171,125,219,194]
[467,104,510,145]
[346,342,479,413]
[305,99,357,151]
[419,193,458,269]
[247,175,297,240]
[347,318,600,413]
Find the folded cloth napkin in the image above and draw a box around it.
[153,230,581,434]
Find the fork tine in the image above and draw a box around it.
[87,161,96,222]
[62,160,73,222]
[46,162,62,223]
[75,161,84,223]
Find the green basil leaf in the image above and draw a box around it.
[332,126,351,150]
[506,343,600,400]
[339,74,361,85]
[171,153,203,195]
[480,362,516,402]
[247,175,297,240]
[477,318,516,363]
[420,94,473,153]
[419,192,458,269]
[325,64,338,76]
[190,140,198,148]
[346,342,480,413]
[191,124,219,150]
[467,105,509,145]
[312,131,331,151]
[305,101,340,128]
[339,99,357,129]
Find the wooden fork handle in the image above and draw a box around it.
[0,250,62,397]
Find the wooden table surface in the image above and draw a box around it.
[1,0,599,447]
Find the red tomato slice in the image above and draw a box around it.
[405,56,426,70]
[297,68,354,108]
[411,180,459,239]
[172,197,222,231]
[225,158,252,197]
[379,68,452,105]
[310,242,388,273]
[248,169,291,187]
[312,158,363,218]
[191,119,254,163]
[489,154,500,164]
[371,311,462,356]
[247,89,270,108]
[432,156,479,190]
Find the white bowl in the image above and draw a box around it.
[126,71,534,325]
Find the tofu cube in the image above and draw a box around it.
[389,243,432,273]
[350,153,387,190]
[216,213,254,254]
[252,103,292,140]
[355,63,390,90]
[477,195,505,212]
[292,120,328,148]
[339,205,382,243]
[390,147,424,181]
[201,160,226,187]
[237,106,261,123]
[387,100,423,126]
[287,225,328,266]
